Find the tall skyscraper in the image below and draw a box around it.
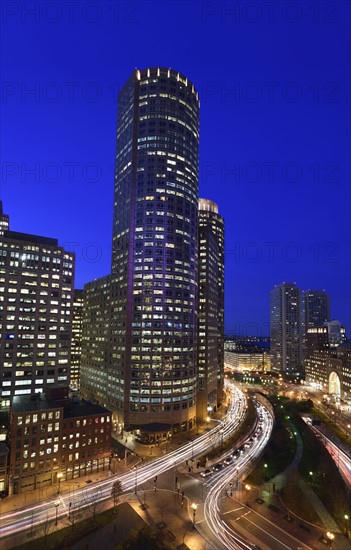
[82,68,200,439]
[302,289,330,331]
[0,205,75,409]
[70,289,83,389]
[301,289,330,360]
[270,282,302,377]
[197,198,224,419]
[81,275,112,406]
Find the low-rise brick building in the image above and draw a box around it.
[8,386,111,494]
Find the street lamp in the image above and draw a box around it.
[57,472,63,495]
[344,514,349,537]
[264,463,268,481]
[245,484,251,505]
[326,531,334,547]
[191,502,197,528]
[134,464,138,494]
[54,499,60,526]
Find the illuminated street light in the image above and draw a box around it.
[191,502,197,528]
[344,514,349,537]
[245,484,251,505]
[264,463,268,480]
[326,531,335,547]
[54,499,60,526]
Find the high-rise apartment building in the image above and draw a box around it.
[0,205,75,408]
[82,68,200,439]
[270,282,302,377]
[70,289,83,389]
[197,198,224,419]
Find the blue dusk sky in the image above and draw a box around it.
[1,0,350,336]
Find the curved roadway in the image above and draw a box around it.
[0,385,247,541]
[201,399,274,549]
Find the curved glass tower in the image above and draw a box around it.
[111,68,200,437]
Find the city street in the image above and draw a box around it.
[0,386,247,545]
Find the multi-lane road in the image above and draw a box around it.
[302,417,351,491]
[197,400,314,550]
[201,399,274,549]
[0,385,248,543]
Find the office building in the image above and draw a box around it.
[305,341,351,401]
[224,350,270,372]
[302,290,330,329]
[197,198,224,419]
[81,275,112,409]
[270,282,303,377]
[82,67,200,441]
[0,205,75,409]
[70,289,84,389]
[0,202,9,236]
[305,320,346,359]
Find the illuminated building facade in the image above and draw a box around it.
[305,320,346,359]
[81,275,112,407]
[302,290,330,329]
[0,205,75,409]
[305,341,351,401]
[82,68,200,439]
[224,350,270,372]
[0,202,9,236]
[197,198,224,419]
[8,386,111,494]
[270,282,303,377]
[70,289,83,389]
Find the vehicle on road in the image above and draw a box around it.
[201,469,212,477]
[212,463,224,471]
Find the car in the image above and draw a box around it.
[224,456,234,465]
[233,450,240,459]
[212,463,224,471]
[201,469,212,478]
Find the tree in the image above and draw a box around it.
[87,492,101,527]
[40,513,52,545]
[117,525,172,550]
[111,479,123,513]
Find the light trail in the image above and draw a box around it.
[302,418,351,491]
[0,385,247,541]
[201,398,274,550]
